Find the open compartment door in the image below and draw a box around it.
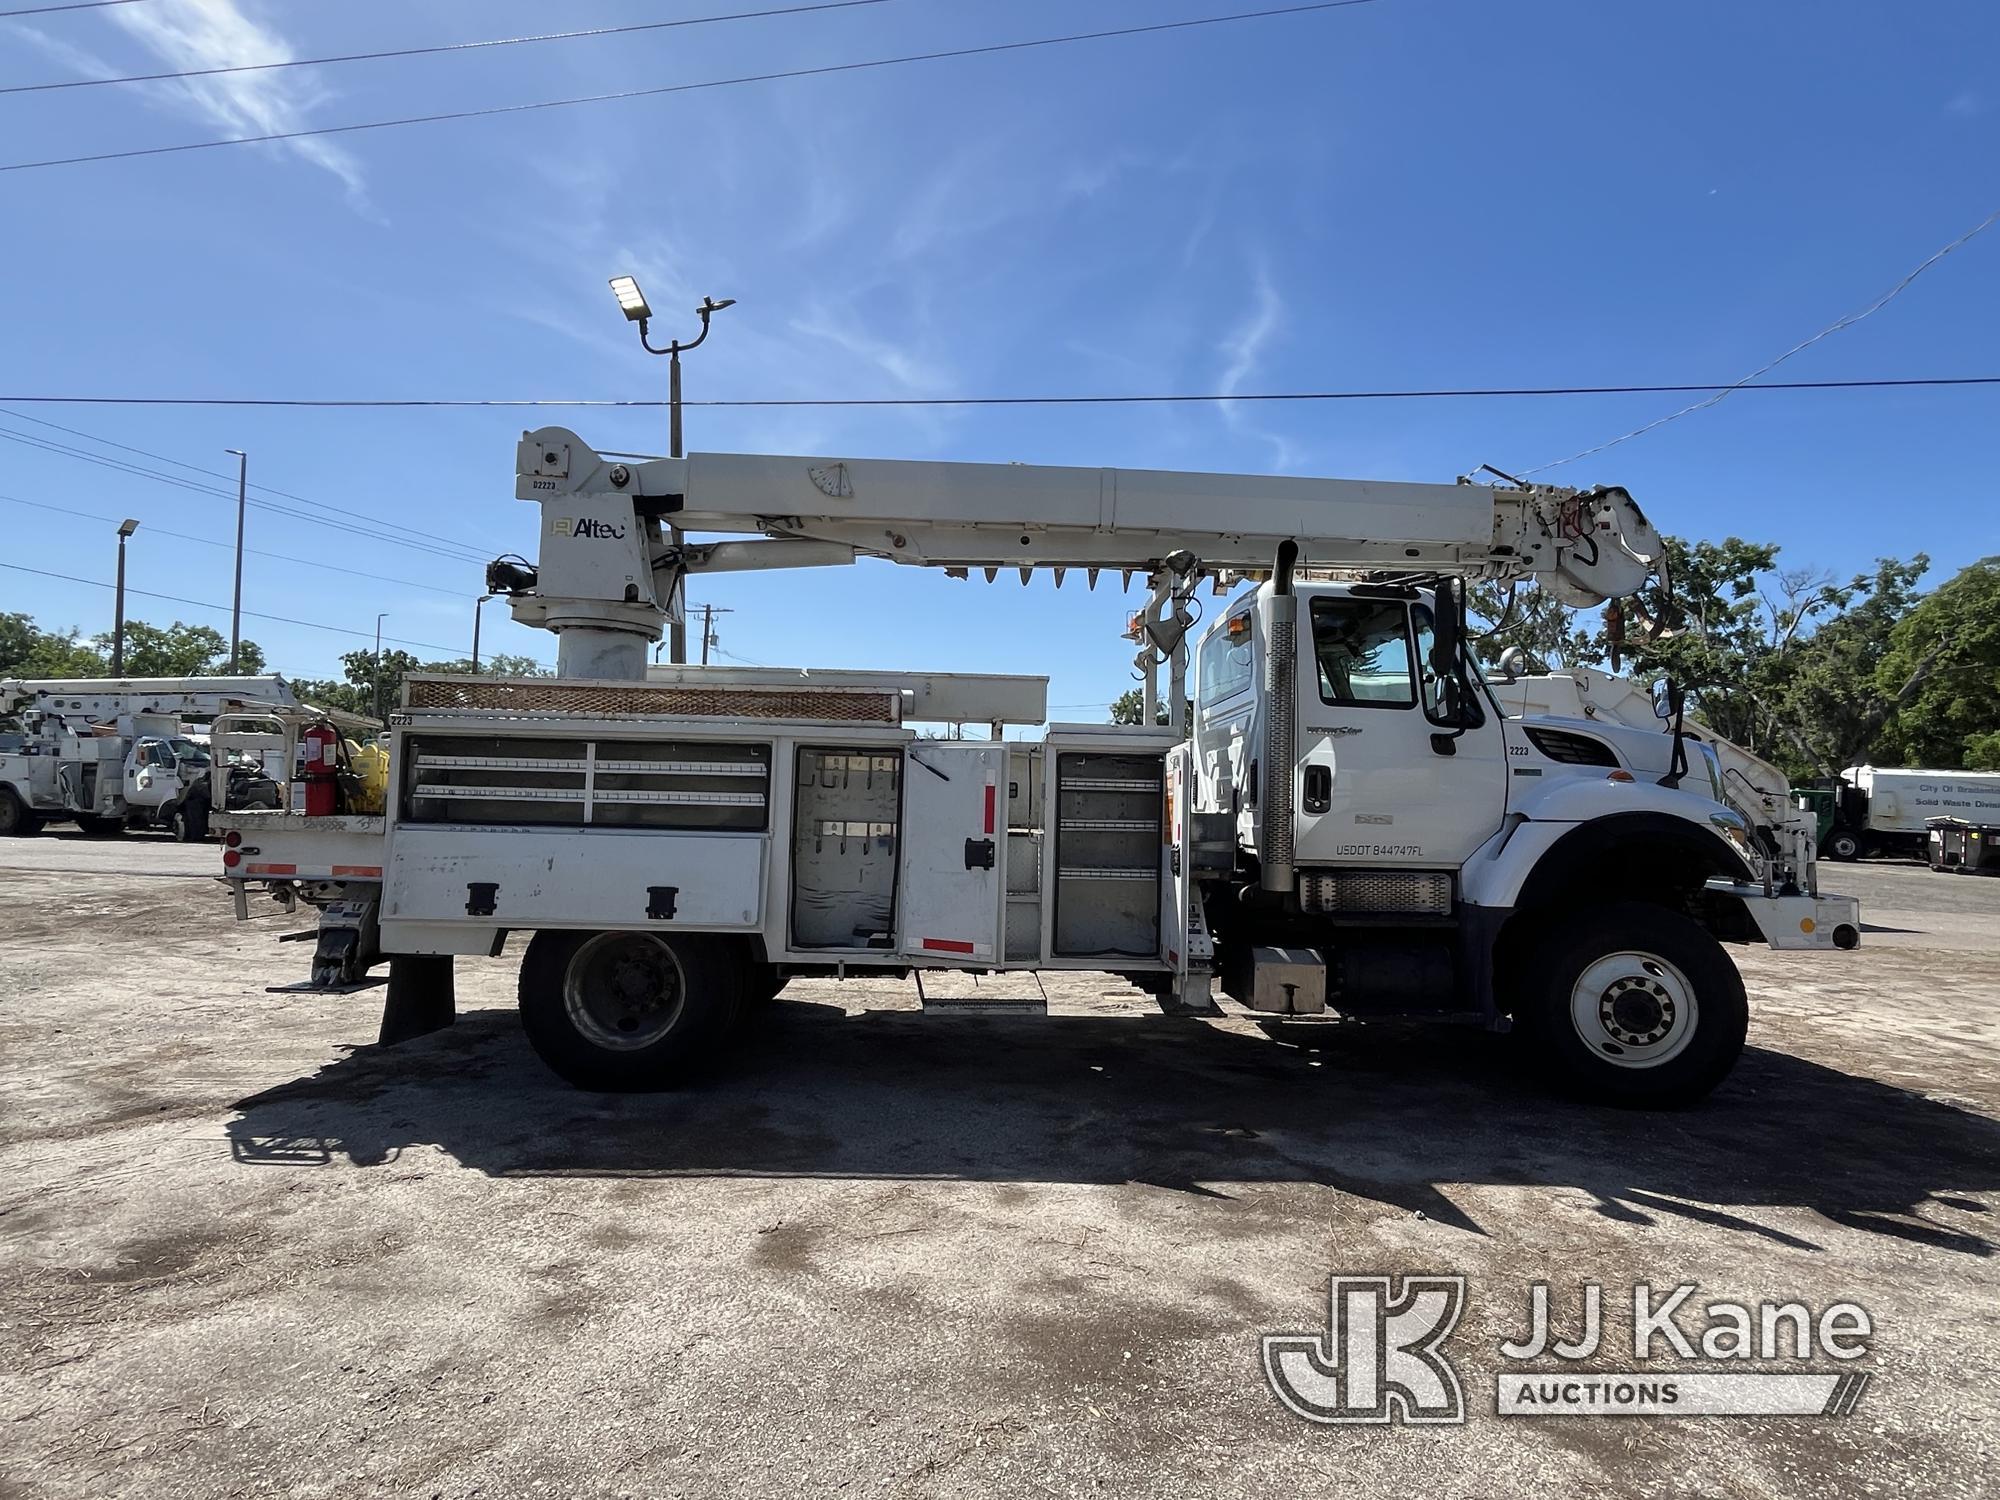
[897,741,1005,963]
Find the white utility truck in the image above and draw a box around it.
[0,676,321,840]
[211,430,1860,1105]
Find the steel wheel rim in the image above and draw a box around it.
[563,933,687,1052]
[1569,950,1698,1069]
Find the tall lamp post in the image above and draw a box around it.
[373,612,388,723]
[471,592,494,672]
[111,518,139,676]
[224,447,247,672]
[608,275,734,664]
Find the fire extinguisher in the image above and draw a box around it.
[301,722,340,817]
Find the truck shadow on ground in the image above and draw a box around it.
[226,1000,2000,1257]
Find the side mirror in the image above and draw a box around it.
[1429,589,1460,684]
[1650,678,1683,721]
[1496,645,1528,683]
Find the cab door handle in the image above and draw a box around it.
[1302,764,1332,815]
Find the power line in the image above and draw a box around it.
[0,491,470,598]
[0,405,494,560]
[0,374,1994,410]
[0,1,1382,174]
[0,0,149,15]
[1,0,898,96]
[0,559,478,657]
[0,416,496,566]
[1522,204,2000,475]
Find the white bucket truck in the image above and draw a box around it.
[212,431,1859,1105]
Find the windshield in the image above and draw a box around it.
[165,737,212,767]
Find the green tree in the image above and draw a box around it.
[1108,687,1190,730]
[89,619,265,676]
[0,612,108,677]
[1468,581,1595,671]
[1764,555,1930,777]
[1874,559,2000,769]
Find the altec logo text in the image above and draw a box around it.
[552,517,627,540]
[1263,1276,1874,1424]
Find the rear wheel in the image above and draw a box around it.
[1824,829,1861,862]
[518,930,745,1090]
[0,789,40,837]
[1514,901,1747,1107]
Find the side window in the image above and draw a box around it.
[1198,615,1254,703]
[1412,603,1486,728]
[1308,597,1415,707]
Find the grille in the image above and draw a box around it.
[1299,870,1453,916]
[404,676,900,723]
[1524,726,1619,766]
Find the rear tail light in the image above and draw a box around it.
[222,848,241,868]
[223,830,242,848]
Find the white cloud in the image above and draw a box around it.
[1215,253,1296,471]
[107,0,366,196]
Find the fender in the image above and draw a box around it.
[1462,779,1753,911]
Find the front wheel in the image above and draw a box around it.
[0,790,41,837]
[169,799,210,843]
[1824,829,1861,862]
[1514,902,1747,1107]
[518,930,746,1091]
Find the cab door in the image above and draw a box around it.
[124,739,177,812]
[1291,592,1507,869]
[897,742,1005,963]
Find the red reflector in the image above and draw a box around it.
[222,849,241,868]
[223,830,242,848]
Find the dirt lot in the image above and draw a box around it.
[2,836,1996,1499]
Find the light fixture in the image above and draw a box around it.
[117,518,139,538]
[609,275,651,323]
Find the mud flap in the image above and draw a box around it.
[378,954,456,1045]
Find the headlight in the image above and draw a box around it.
[1709,810,1756,859]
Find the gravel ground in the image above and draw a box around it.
[1,836,1996,1499]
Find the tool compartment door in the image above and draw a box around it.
[898,742,1005,963]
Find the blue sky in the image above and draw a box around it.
[2,0,1995,720]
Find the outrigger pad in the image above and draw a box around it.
[378,954,456,1046]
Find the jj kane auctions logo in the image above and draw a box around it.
[1264,1276,1873,1423]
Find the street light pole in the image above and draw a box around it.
[472,592,494,672]
[224,448,247,672]
[111,519,139,676]
[374,613,387,723]
[608,277,734,666]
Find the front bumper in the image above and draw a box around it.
[1705,878,1861,950]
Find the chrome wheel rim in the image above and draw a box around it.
[563,933,687,1052]
[1569,951,1697,1069]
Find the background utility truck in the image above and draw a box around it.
[212,430,1859,1106]
[0,676,332,840]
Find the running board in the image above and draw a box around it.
[914,969,1049,1017]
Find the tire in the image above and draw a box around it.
[517,930,746,1091]
[1513,901,1748,1108]
[169,799,210,843]
[1824,830,1861,862]
[74,813,126,838]
[0,789,41,838]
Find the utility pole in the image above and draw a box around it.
[695,602,733,665]
[111,519,139,676]
[607,276,735,666]
[374,613,388,723]
[224,448,247,672]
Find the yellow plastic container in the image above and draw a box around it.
[347,740,390,815]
